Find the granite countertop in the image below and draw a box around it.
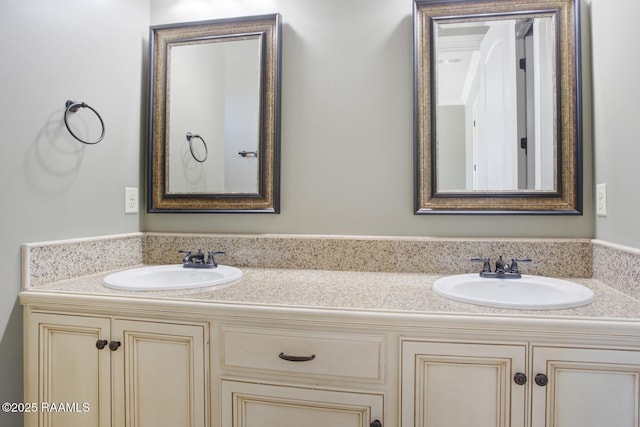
[22,266,640,320]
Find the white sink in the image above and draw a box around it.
[103,264,242,291]
[432,273,594,310]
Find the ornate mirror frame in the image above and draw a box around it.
[413,0,582,214]
[148,14,281,213]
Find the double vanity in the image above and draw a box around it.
[19,233,640,427]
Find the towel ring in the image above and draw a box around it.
[186,132,208,163]
[64,100,105,145]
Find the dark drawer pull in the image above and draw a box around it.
[371,420,382,427]
[95,340,108,350]
[278,352,316,362]
[109,341,121,351]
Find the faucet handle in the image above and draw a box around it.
[471,257,491,273]
[510,258,532,274]
[206,251,226,267]
[179,249,206,264]
[178,250,192,262]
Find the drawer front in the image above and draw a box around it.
[222,326,384,381]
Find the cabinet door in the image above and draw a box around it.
[531,346,640,427]
[402,341,527,427]
[221,379,384,427]
[25,312,111,427]
[111,319,208,427]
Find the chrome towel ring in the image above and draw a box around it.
[186,132,208,163]
[64,100,105,145]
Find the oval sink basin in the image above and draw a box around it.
[433,274,594,310]
[103,264,242,291]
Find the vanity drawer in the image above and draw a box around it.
[221,326,385,381]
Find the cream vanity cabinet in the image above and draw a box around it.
[401,340,528,426]
[401,339,640,427]
[23,310,208,427]
[22,292,640,427]
[217,324,386,427]
[530,346,640,427]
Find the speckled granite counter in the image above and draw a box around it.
[23,266,640,320]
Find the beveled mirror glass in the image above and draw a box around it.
[413,0,582,214]
[148,14,281,213]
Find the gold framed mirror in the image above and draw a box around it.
[148,14,281,213]
[413,0,582,214]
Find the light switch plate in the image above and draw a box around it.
[596,183,607,217]
[125,187,139,214]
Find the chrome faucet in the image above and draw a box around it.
[179,250,226,268]
[471,256,532,279]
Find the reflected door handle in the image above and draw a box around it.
[238,150,258,157]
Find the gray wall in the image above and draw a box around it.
[147,0,594,238]
[591,0,640,249]
[0,1,148,425]
[437,106,467,191]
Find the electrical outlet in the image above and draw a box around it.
[125,187,139,214]
[596,183,607,217]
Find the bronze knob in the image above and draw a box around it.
[535,373,549,386]
[513,372,527,385]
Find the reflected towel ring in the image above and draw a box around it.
[186,132,208,163]
[64,100,105,145]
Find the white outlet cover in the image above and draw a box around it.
[596,183,607,217]
[125,187,139,214]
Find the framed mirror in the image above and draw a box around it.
[413,0,582,214]
[148,14,281,213]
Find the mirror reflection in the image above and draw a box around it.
[148,14,281,213]
[436,17,556,192]
[413,0,582,214]
[168,37,261,194]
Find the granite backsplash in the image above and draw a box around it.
[19,232,640,301]
[23,233,597,286]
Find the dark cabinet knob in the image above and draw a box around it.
[370,420,382,427]
[513,372,527,385]
[95,340,108,350]
[535,373,548,386]
[109,341,121,351]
